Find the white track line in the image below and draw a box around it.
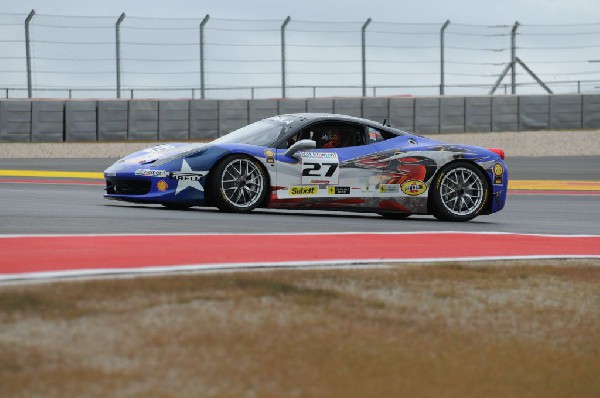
[1,255,599,283]
[0,231,598,238]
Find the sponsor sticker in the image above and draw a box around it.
[300,152,338,159]
[301,153,339,185]
[264,149,275,164]
[493,163,504,176]
[135,169,168,177]
[169,171,204,181]
[289,186,318,195]
[401,180,427,196]
[157,180,168,191]
[328,186,351,195]
[493,163,504,185]
[380,184,401,193]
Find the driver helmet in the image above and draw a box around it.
[321,130,342,148]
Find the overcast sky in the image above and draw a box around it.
[2,0,599,98]
[4,0,600,24]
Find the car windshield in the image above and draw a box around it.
[212,116,297,147]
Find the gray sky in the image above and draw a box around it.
[2,0,600,98]
[3,0,600,24]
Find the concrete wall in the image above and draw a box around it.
[1,94,599,142]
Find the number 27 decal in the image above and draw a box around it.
[301,158,340,185]
[302,162,338,177]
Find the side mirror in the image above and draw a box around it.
[285,139,316,158]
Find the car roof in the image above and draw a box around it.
[284,113,381,125]
[280,113,398,129]
[280,113,409,136]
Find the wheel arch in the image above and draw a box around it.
[427,159,493,215]
[205,152,272,208]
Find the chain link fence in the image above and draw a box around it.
[1,11,600,99]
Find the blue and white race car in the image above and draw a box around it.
[104,113,507,221]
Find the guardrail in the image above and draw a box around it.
[1,94,599,142]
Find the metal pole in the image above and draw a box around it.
[200,14,210,99]
[25,10,35,99]
[115,13,125,99]
[440,20,450,95]
[489,62,512,95]
[281,16,291,98]
[516,57,553,94]
[361,18,372,97]
[511,21,520,95]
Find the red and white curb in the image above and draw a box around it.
[1,232,599,282]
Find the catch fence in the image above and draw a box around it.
[1,11,600,99]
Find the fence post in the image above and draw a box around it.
[200,14,210,99]
[281,16,291,98]
[25,9,35,99]
[511,21,520,94]
[440,20,450,95]
[361,18,372,97]
[115,13,125,99]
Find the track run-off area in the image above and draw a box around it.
[1,232,599,281]
[0,156,598,281]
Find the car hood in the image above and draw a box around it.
[114,142,211,166]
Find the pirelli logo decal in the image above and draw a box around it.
[169,171,204,181]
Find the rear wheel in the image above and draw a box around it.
[430,162,489,222]
[208,155,267,212]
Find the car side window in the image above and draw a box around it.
[367,127,385,143]
[295,122,367,149]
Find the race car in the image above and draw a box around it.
[104,113,507,221]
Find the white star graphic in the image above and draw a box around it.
[174,159,207,195]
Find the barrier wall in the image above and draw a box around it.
[1,94,599,142]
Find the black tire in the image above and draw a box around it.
[378,212,411,220]
[207,155,268,213]
[430,161,490,222]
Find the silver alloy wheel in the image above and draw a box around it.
[439,167,484,216]
[220,158,264,208]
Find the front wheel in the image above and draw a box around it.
[207,155,268,212]
[430,162,489,222]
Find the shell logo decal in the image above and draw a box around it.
[493,163,504,176]
[492,163,504,185]
[157,180,168,191]
[401,180,427,196]
[264,149,275,164]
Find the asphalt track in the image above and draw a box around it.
[0,156,598,235]
[0,156,598,281]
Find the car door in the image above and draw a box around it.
[272,122,389,206]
